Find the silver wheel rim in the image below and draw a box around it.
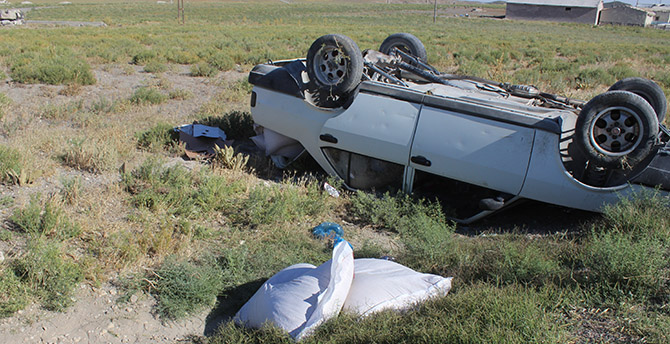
[589,106,643,156]
[313,45,348,86]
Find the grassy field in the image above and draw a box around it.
[0,1,669,342]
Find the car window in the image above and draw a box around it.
[322,148,403,190]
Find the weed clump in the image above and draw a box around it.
[190,62,217,77]
[122,159,244,217]
[130,87,167,105]
[196,111,255,140]
[0,145,31,185]
[136,123,179,152]
[168,89,192,100]
[10,48,95,85]
[351,191,449,233]
[212,145,249,172]
[11,239,83,311]
[10,196,81,240]
[580,192,670,302]
[132,50,159,65]
[0,267,29,317]
[146,256,224,319]
[60,177,82,205]
[143,61,167,74]
[234,179,328,226]
[208,52,235,71]
[61,137,118,173]
[350,191,455,272]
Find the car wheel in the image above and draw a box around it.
[379,33,427,62]
[575,90,659,169]
[306,34,363,108]
[609,77,667,123]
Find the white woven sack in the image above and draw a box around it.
[234,241,354,340]
[343,258,452,316]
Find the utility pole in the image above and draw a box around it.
[433,0,437,23]
[177,0,185,24]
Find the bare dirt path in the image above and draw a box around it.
[0,282,208,344]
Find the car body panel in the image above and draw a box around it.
[410,106,535,195]
[520,129,641,212]
[320,92,421,166]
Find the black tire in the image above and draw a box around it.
[575,90,658,169]
[609,77,667,123]
[379,33,427,62]
[306,34,363,107]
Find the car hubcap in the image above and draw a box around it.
[589,106,643,156]
[314,46,348,86]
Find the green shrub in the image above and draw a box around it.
[486,239,566,287]
[60,176,82,205]
[580,193,670,302]
[234,179,328,226]
[131,49,159,65]
[10,195,81,240]
[12,239,83,311]
[168,89,193,100]
[208,52,235,71]
[582,230,667,302]
[539,58,575,73]
[136,122,179,152]
[123,159,244,217]
[196,111,255,140]
[0,145,30,185]
[124,160,196,215]
[0,267,29,317]
[350,191,456,272]
[576,67,615,88]
[191,62,217,77]
[212,145,249,171]
[90,96,117,114]
[147,255,224,319]
[10,48,96,85]
[130,87,167,105]
[143,61,167,73]
[601,191,670,242]
[164,49,199,65]
[350,191,448,233]
[61,137,117,173]
[608,63,636,81]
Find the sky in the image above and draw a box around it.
[461,0,669,6]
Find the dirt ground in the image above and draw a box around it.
[0,64,246,343]
[0,282,209,343]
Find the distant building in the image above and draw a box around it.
[650,5,670,23]
[506,0,604,25]
[601,5,656,27]
[603,1,629,9]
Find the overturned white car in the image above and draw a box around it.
[249,33,670,223]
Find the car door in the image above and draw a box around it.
[318,90,421,189]
[409,103,535,195]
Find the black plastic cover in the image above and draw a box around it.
[248,60,307,99]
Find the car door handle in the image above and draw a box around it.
[411,155,431,167]
[319,134,338,144]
